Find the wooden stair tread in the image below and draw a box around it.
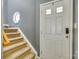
[6,47,30,59]
[3,41,26,52]
[4,27,18,29]
[23,53,35,59]
[3,27,37,59]
[9,36,23,41]
[4,44,27,56]
[5,32,20,35]
[4,28,18,33]
[6,32,21,38]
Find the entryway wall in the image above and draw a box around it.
[3,0,36,55]
[2,0,53,56]
[2,0,78,58]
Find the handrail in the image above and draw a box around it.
[3,32,10,46]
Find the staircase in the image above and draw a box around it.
[3,26,37,59]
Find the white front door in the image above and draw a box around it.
[40,0,73,59]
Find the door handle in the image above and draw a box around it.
[65,28,69,38]
[65,28,69,34]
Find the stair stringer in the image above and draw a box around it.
[17,27,38,59]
